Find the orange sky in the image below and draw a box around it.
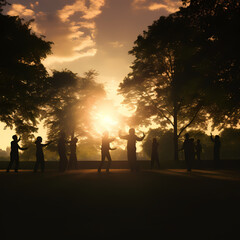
[0,0,182,150]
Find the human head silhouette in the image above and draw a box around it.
[129,128,135,135]
[36,136,42,143]
[215,135,220,141]
[12,135,18,141]
[153,138,157,143]
[185,133,189,140]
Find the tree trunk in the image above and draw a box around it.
[173,103,179,162]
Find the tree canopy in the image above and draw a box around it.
[44,69,106,142]
[180,0,240,128]
[0,5,52,135]
[119,0,240,161]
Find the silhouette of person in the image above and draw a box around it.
[189,138,195,164]
[68,135,78,170]
[58,131,69,172]
[210,133,221,168]
[151,138,160,169]
[180,133,192,172]
[195,139,202,163]
[119,128,145,172]
[34,136,52,173]
[6,135,27,172]
[98,131,116,173]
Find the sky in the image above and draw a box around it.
[0,0,182,150]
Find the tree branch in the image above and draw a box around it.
[141,89,174,127]
[178,104,202,138]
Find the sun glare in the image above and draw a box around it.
[93,111,119,135]
[101,115,118,126]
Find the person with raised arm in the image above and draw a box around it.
[6,135,28,173]
[119,128,145,172]
[34,136,53,173]
[68,134,78,170]
[58,131,69,172]
[179,133,192,173]
[98,131,116,173]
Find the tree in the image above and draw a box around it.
[179,0,240,129]
[119,0,240,161]
[119,13,207,161]
[44,69,106,143]
[0,5,52,136]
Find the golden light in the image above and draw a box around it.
[90,99,130,138]
[92,111,119,135]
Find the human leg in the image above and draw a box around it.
[98,151,106,173]
[106,152,112,173]
[7,155,14,172]
[15,157,19,172]
[34,159,39,172]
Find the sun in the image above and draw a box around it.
[90,99,128,136]
[92,111,119,135]
[101,115,118,126]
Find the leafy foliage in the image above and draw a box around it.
[43,69,106,144]
[179,0,240,129]
[119,0,240,161]
[0,9,52,135]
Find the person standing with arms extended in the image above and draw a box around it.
[180,133,191,173]
[6,135,28,173]
[210,133,221,169]
[98,131,116,173]
[119,128,145,172]
[34,136,53,173]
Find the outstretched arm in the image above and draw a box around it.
[118,130,128,140]
[136,132,145,141]
[19,146,28,150]
[42,141,53,147]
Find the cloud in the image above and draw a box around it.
[7,0,106,66]
[132,0,181,13]
[58,0,105,22]
[43,48,97,65]
[7,3,35,17]
[109,41,124,48]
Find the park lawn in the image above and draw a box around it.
[0,169,239,239]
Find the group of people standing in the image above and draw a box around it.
[5,129,221,173]
[180,133,221,172]
[98,128,145,173]
[6,132,79,173]
[5,128,146,173]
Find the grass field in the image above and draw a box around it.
[1,169,240,239]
